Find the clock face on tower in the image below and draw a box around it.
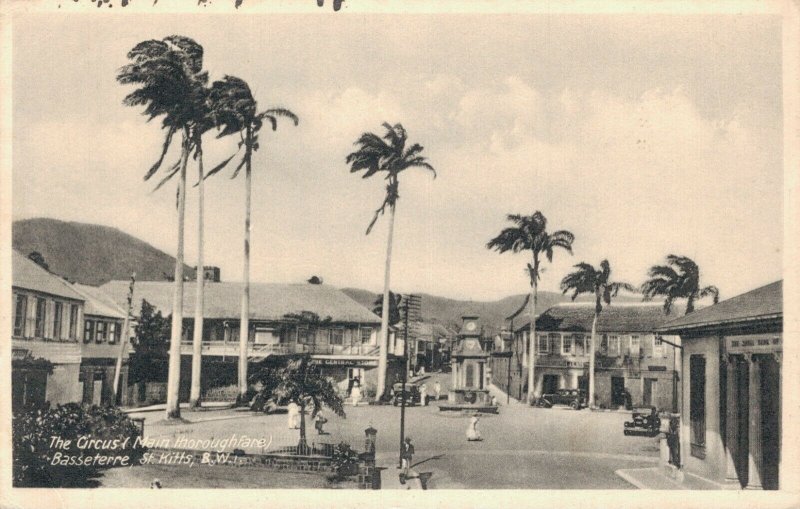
[465,321,477,332]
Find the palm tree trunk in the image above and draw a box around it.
[190,142,205,409]
[376,202,396,401]
[238,137,253,402]
[588,307,599,409]
[527,264,538,405]
[165,128,190,420]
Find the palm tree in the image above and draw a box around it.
[641,255,720,315]
[487,212,574,404]
[346,122,436,400]
[560,260,635,409]
[249,354,345,450]
[206,76,298,404]
[117,35,209,420]
[372,291,403,327]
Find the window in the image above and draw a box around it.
[14,294,27,337]
[574,335,585,356]
[360,327,373,344]
[84,320,95,343]
[53,302,64,340]
[608,335,620,356]
[69,305,79,340]
[599,335,609,355]
[630,335,641,356]
[653,336,664,357]
[562,334,572,355]
[34,298,47,338]
[330,328,344,345]
[689,355,706,458]
[108,322,118,344]
[538,334,549,354]
[548,333,560,354]
[96,321,107,343]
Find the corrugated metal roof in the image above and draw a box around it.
[515,302,686,334]
[12,250,85,301]
[100,280,382,324]
[73,284,127,319]
[656,280,782,332]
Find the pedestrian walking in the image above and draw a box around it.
[351,381,362,407]
[466,415,482,441]
[401,437,415,479]
[434,380,442,402]
[314,412,325,434]
[150,478,162,489]
[420,383,428,406]
[287,402,300,429]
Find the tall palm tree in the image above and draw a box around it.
[372,291,403,327]
[346,122,436,400]
[117,35,209,420]
[560,260,635,409]
[206,76,298,403]
[641,255,720,315]
[487,212,574,404]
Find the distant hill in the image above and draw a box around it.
[12,218,195,286]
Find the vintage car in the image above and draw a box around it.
[533,388,587,410]
[623,406,662,436]
[392,382,422,406]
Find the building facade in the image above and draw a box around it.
[100,279,397,401]
[11,251,84,408]
[657,281,782,490]
[73,283,130,406]
[509,302,682,411]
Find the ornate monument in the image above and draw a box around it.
[440,316,498,413]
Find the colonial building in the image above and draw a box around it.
[656,281,782,490]
[510,302,682,411]
[11,251,84,408]
[100,279,397,400]
[72,283,130,406]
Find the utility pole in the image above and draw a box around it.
[398,294,421,468]
[113,273,135,405]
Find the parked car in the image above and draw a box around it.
[534,388,587,410]
[623,406,661,437]
[392,382,422,406]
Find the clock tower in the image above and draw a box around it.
[440,315,497,413]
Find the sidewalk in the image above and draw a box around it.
[121,401,234,414]
[378,460,424,490]
[615,466,725,490]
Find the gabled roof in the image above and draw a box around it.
[12,250,84,301]
[515,302,686,334]
[73,284,127,319]
[656,281,782,333]
[100,280,382,324]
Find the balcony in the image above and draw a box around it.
[179,341,380,359]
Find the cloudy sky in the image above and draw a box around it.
[11,9,783,301]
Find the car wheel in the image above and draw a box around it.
[624,430,630,436]
[570,400,579,410]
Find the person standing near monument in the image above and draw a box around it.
[401,437,415,478]
[466,414,482,441]
[420,383,428,406]
[351,380,362,407]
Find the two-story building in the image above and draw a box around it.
[512,302,683,411]
[11,251,84,408]
[72,283,130,406]
[100,279,398,400]
[656,281,782,490]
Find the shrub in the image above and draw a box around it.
[13,403,145,487]
[328,442,360,481]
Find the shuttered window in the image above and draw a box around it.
[689,355,706,458]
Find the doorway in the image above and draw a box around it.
[611,376,626,407]
[643,378,657,407]
[543,374,559,395]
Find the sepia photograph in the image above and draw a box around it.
[0,0,797,507]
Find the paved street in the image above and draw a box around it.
[122,372,658,489]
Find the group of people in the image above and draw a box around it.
[286,402,329,434]
[417,380,442,406]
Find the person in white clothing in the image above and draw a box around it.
[466,415,482,441]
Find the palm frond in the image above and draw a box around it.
[152,159,181,192]
[199,148,241,184]
[143,126,177,181]
[698,285,720,303]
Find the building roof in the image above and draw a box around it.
[515,302,686,334]
[656,280,782,333]
[72,284,127,319]
[12,250,85,301]
[100,280,382,324]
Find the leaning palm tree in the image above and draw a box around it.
[487,212,574,404]
[641,255,720,315]
[205,76,298,404]
[346,122,436,400]
[117,35,209,420]
[560,260,635,409]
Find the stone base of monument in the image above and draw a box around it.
[438,389,499,413]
